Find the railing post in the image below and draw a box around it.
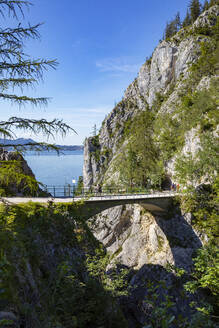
[53,186,55,198]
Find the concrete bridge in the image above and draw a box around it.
[1,191,179,218]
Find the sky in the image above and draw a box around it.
[0,0,205,145]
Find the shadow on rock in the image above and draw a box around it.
[154,210,202,271]
[118,263,200,328]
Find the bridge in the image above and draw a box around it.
[0,190,179,219]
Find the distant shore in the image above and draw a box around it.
[0,138,83,152]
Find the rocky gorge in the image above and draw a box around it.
[83,4,219,327]
[0,3,218,328]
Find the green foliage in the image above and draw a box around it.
[173,81,218,190]
[153,77,218,182]
[0,1,74,146]
[116,74,218,190]
[74,175,83,195]
[90,135,101,162]
[0,202,128,328]
[146,55,152,66]
[0,319,14,327]
[142,269,218,328]
[184,245,219,297]
[101,146,112,158]
[0,1,75,196]
[209,0,219,6]
[0,159,40,195]
[143,283,175,328]
[86,248,130,297]
[189,16,219,83]
[189,0,201,22]
[183,10,192,28]
[91,134,100,148]
[182,244,219,325]
[203,0,210,11]
[118,110,164,188]
[154,112,184,161]
[190,40,218,81]
[164,12,181,39]
[179,178,219,239]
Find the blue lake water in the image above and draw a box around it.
[25,151,84,186]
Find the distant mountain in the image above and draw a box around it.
[0,138,83,152]
[0,138,36,145]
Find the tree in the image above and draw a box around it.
[209,0,219,6]
[175,12,181,30]
[0,1,75,194]
[164,12,181,39]
[182,9,192,27]
[92,124,97,136]
[119,144,139,188]
[189,0,201,22]
[0,1,75,148]
[164,21,172,39]
[164,22,172,39]
[119,110,162,188]
[203,0,209,11]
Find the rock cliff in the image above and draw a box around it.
[83,5,219,188]
[83,6,219,326]
[0,148,38,195]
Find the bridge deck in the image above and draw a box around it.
[0,192,179,204]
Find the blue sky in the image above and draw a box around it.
[1,0,204,145]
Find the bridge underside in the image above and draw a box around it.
[1,195,175,220]
[80,197,173,219]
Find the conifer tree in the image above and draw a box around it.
[203,0,209,11]
[189,0,201,22]
[0,1,75,151]
[209,0,219,6]
[164,22,172,39]
[175,12,181,30]
[182,9,192,27]
[164,12,181,39]
[0,1,75,195]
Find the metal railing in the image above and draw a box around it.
[40,185,179,198]
[42,185,75,198]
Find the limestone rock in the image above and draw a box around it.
[89,204,202,272]
[83,5,219,188]
[80,7,219,327]
[0,149,34,179]
[0,148,37,195]
[83,138,100,188]
[89,204,203,327]
[193,4,219,29]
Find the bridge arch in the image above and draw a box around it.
[79,194,175,219]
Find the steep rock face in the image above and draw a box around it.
[0,149,35,178]
[0,148,37,195]
[165,127,202,182]
[125,37,197,107]
[83,138,100,187]
[89,206,203,327]
[89,206,202,272]
[83,5,219,189]
[193,4,219,28]
[83,7,218,325]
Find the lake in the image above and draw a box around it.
[25,151,84,186]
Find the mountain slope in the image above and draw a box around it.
[83,5,219,326]
[83,5,219,189]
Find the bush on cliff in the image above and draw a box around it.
[0,202,128,328]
